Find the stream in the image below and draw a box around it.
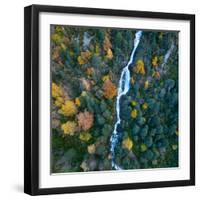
[109,30,175,170]
[110,31,143,170]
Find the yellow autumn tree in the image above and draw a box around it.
[79,132,92,142]
[122,137,134,151]
[87,144,96,154]
[61,121,77,136]
[52,82,64,98]
[54,96,65,107]
[106,48,113,60]
[103,35,112,51]
[52,82,69,108]
[131,109,138,119]
[152,56,159,68]
[103,34,113,60]
[144,80,149,89]
[58,100,77,116]
[142,103,148,110]
[75,97,81,107]
[77,50,91,65]
[86,67,94,76]
[134,59,145,75]
[102,75,110,82]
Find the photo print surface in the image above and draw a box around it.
[50,25,178,173]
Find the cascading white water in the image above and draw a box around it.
[161,43,175,71]
[110,31,142,170]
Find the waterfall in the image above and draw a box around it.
[161,43,175,72]
[110,31,142,170]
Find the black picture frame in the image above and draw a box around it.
[24,4,195,196]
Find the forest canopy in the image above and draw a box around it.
[51,25,178,173]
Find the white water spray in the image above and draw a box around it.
[161,43,175,70]
[110,31,142,170]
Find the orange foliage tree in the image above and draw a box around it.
[102,80,117,99]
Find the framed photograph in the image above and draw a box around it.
[24,4,195,195]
